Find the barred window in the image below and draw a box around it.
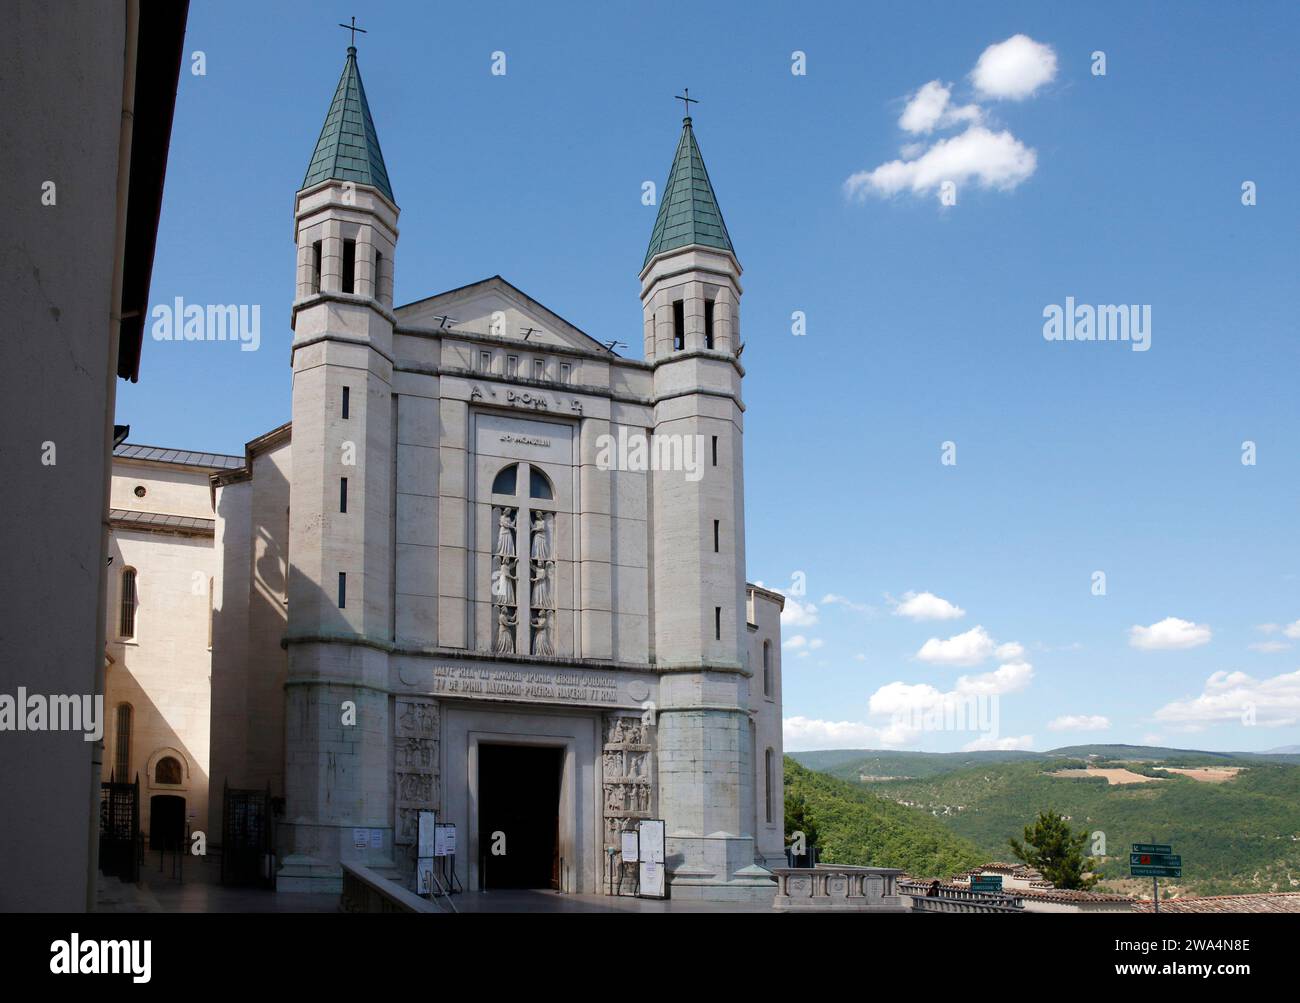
[114,704,132,783]
[120,568,138,638]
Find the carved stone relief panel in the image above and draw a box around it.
[394,696,440,846]
[601,712,654,859]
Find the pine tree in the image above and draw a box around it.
[1008,809,1098,890]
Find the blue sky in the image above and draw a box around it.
[121,1,1300,753]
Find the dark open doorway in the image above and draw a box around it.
[478,744,563,889]
[149,794,185,851]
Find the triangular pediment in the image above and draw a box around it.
[395,276,613,355]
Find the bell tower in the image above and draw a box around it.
[279,41,400,891]
[641,105,770,899]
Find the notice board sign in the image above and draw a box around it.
[620,830,639,863]
[637,819,666,899]
[435,823,456,857]
[417,810,437,858]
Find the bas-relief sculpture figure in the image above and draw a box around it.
[529,561,553,610]
[491,560,516,605]
[495,507,516,557]
[530,512,549,561]
[530,610,553,656]
[494,607,517,654]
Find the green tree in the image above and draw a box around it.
[784,787,819,852]
[1008,809,1098,890]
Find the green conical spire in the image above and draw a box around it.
[301,46,394,202]
[643,117,734,268]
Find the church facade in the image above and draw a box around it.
[126,44,785,902]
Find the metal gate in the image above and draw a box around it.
[99,773,140,883]
[221,782,273,887]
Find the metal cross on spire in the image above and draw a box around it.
[675,88,699,119]
[338,16,367,47]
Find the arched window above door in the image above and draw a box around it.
[529,467,553,500]
[155,756,183,785]
[492,463,518,495]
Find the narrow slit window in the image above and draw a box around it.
[559,363,571,384]
[705,299,715,350]
[533,358,545,380]
[120,568,138,639]
[672,300,685,351]
[311,241,322,293]
[374,250,383,299]
[762,641,772,697]
[341,385,350,419]
[341,239,356,293]
[338,572,347,609]
[507,355,518,377]
[765,748,774,824]
[479,350,492,373]
[711,435,718,467]
[715,606,722,641]
[340,477,348,513]
[713,519,720,553]
[114,704,132,783]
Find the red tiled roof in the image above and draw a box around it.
[1133,892,1300,914]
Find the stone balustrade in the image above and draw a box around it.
[771,864,909,912]
[340,862,441,913]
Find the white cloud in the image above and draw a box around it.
[781,597,819,628]
[892,590,965,621]
[1129,617,1212,651]
[845,126,1037,202]
[809,638,825,650]
[995,641,1025,660]
[1256,623,1280,634]
[916,625,996,666]
[782,716,892,751]
[899,79,982,134]
[869,659,1033,717]
[783,635,807,650]
[821,593,872,614]
[1154,669,1300,728]
[1283,620,1300,639]
[972,34,1058,100]
[792,657,1036,752]
[1249,641,1291,654]
[963,734,1034,752]
[955,660,1034,696]
[1048,714,1111,732]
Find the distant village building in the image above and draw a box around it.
[901,862,1137,913]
